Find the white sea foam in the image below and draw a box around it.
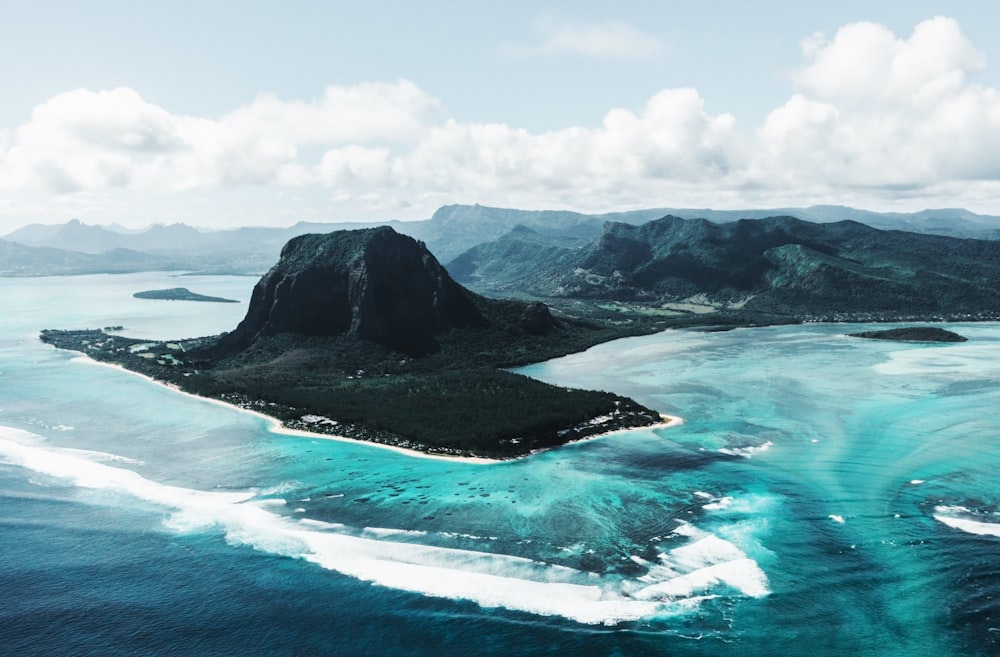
[257,482,301,496]
[700,493,774,517]
[942,518,1000,537]
[0,426,46,445]
[939,505,972,514]
[439,531,493,541]
[634,523,770,600]
[63,448,144,465]
[363,527,428,539]
[718,441,773,459]
[702,496,733,511]
[934,506,1000,538]
[0,425,771,625]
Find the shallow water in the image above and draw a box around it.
[2,273,1000,655]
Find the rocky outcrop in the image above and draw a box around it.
[214,226,555,356]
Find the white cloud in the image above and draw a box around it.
[4,88,180,193]
[4,16,1000,230]
[317,145,393,187]
[310,87,745,212]
[505,19,664,59]
[0,80,436,196]
[219,80,435,147]
[792,17,985,106]
[757,16,1000,193]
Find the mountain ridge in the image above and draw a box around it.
[9,203,1000,278]
[449,214,1000,321]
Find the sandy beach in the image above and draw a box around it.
[549,413,684,453]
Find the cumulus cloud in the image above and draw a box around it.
[792,17,985,106]
[4,15,1000,228]
[312,87,745,211]
[0,80,436,197]
[504,18,664,59]
[755,16,1000,196]
[4,88,177,193]
[219,80,436,147]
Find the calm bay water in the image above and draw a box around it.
[2,273,1000,655]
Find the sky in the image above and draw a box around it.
[2,1,1000,233]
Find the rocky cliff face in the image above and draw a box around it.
[216,227,492,355]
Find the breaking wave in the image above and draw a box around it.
[0,425,769,626]
[934,505,1000,538]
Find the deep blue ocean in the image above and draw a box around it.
[3,273,1000,656]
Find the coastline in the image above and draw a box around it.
[71,354,681,464]
[546,413,684,454]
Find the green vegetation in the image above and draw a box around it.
[847,327,968,343]
[449,216,1000,322]
[133,287,239,303]
[213,369,656,457]
[40,327,662,459]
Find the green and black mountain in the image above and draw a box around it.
[214,228,492,355]
[42,227,663,458]
[449,215,1000,320]
[446,225,585,298]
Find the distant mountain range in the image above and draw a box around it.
[0,238,184,276]
[449,215,1000,321]
[5,203,1000,277]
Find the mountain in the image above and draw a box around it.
[9,204,1000,279]
[0,238,181,276]
[42,227,662,458]
[3,219,382,275]
[446,225,583,296]
[0,206,655,273]
[418,204,1000,257]
[449,215,1000,320]
[3,218,143,252]
[633,205,1000,238]
[4,218,209,253]
[411,204,632,262]
[4,218,393,267]
[215,227,493,355]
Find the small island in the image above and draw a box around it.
[133,287,239,303]
[848,327,968,343]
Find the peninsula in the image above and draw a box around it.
[43,227,664,459]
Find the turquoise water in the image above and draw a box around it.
[2,273,1000,655]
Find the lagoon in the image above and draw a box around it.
[2,273,1000,655]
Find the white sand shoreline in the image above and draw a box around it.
[552,414,684,452]
[71,354,682,464]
